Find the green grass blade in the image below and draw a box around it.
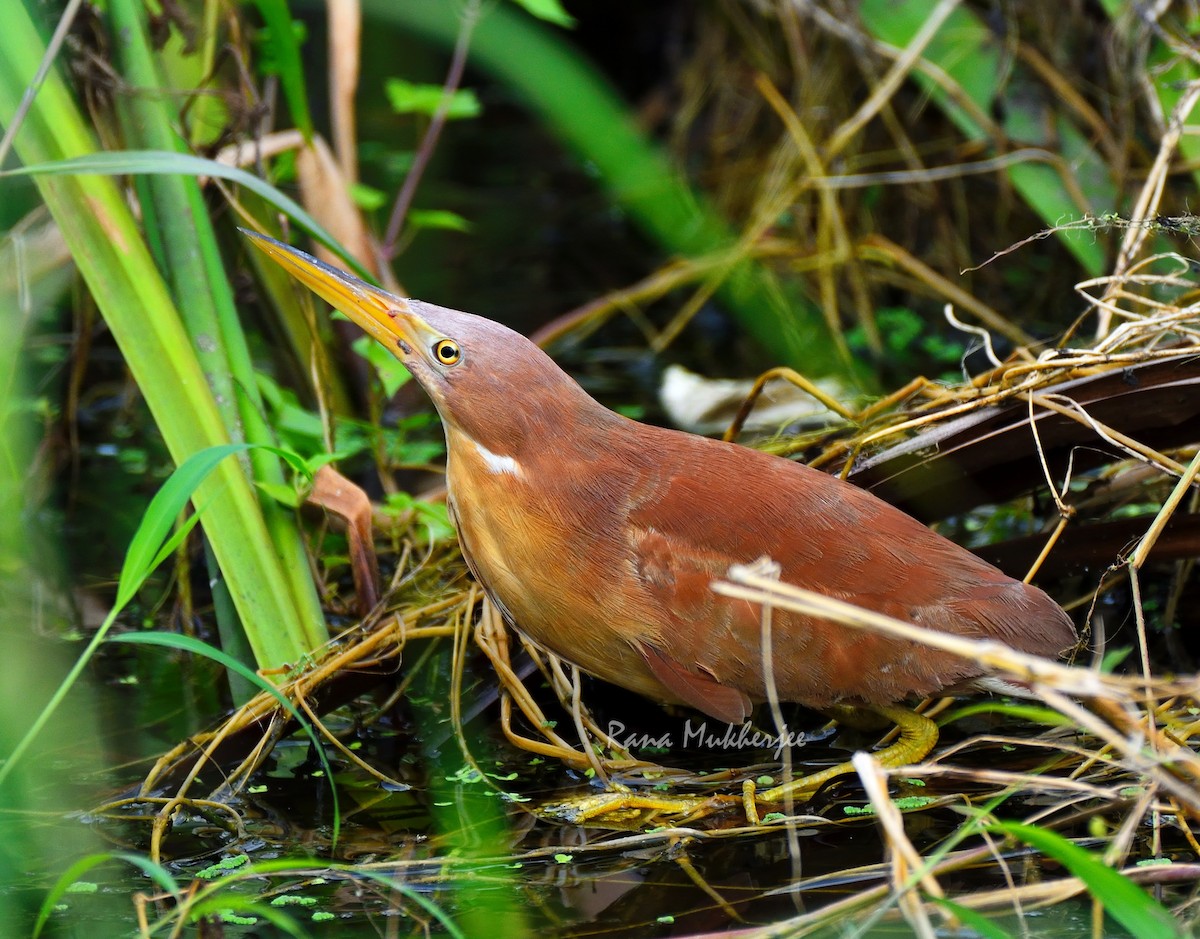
[0,150,370,280]
[994,822,1184,937]
[938,701,1074,727]
[346,868,469,939]
[177,896,305,935]
[116,443,248,606]
[928,897,1014,939]
[34,851,181,938]
[175,858,467,939]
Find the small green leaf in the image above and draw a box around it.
[1100,646,1134,672]
[349,182,387,211]
[448,766,484,784]
[196,855,251,880]
[352,336,412,398]
[892,796,936,810]
[554,853,572,864]
[508,0,575,27]
[408,209,472,232]
[384,79,481,119]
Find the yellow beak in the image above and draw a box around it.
[242,230,422,354]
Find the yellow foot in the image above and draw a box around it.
[538,789,734,828]
[748,704,938,815]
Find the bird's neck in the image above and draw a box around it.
[442,379,619,465]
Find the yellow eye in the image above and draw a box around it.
[433,339,461,366]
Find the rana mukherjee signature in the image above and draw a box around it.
[605,720,809,760]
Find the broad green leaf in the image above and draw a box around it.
[858,0,1112,275]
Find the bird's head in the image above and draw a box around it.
[245,231,596,453]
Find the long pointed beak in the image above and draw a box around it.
[242,230,419,353]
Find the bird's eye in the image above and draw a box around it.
[433,339,461,365]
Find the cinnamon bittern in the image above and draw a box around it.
[247,231,1076,802]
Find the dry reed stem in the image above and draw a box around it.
[852,752,945,939]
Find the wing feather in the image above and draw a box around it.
[620,427,1075,708]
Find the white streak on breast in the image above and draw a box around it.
[473,440,522,476]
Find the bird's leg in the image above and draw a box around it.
[749,704,938,811]
[538,789,732,827]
